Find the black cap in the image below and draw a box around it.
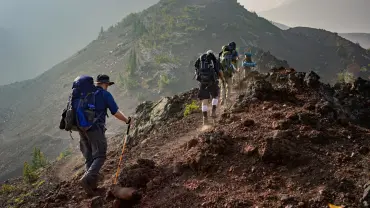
[96,74,115,86]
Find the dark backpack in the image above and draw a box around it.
[59,75,101,132]
[196,54,216,84]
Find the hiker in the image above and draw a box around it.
[241,52,256,79]
[219,43,239,105]
[228,42,239,84]
[194,50,225,125]
[71,74,132,195]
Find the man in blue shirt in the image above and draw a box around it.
[79,74,132,196]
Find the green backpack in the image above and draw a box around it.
[220,51,235,77]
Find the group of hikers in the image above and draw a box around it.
[59,41,255,196]
[194,41,256,125]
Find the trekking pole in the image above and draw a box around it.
[113,123,131,185]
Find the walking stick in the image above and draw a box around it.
[113,123,131,184]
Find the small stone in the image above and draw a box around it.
[91,196,104,208]
[272,120,290,130]
[186,138,198,150]
[359,146,370,155]
[146,181,154,190]
[241,144,257,155]
[298,202,305,207]
[243,119,255,127]
[140,139,149,146]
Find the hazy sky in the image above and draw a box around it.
[238,0,286,12]
[0,0,158,85]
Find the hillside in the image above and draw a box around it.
[259,0,370,33]
[271,21,290,30]
[339,33,370,49]
[1,68,369,207]
[0,0,369,183]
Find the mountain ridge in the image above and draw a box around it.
[0,0,369,182]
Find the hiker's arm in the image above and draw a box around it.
[218,70,225,82]
[113,110,131,124]
[105,92,131,124]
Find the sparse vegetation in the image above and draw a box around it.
[184,100,200,117]
[126,50,137,76]
[118,72,139,91]
[23,162,38,183]
[22,147,48,183]
[158,74,171,90]
[57,148,72,161]
[32,180,45,189]
[155,54,172,64]
[0,184,16,194]
[31,147,48,170]
[337,71,355,83]
[98,26,104,40]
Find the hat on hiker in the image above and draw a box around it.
[96,74,115,86]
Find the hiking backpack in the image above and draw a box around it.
[59,75,102,132]
[196,54,216,84]
[220,50,235,76]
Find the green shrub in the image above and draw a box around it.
[184,100,200,117]
[155,55,172,64]
[126,50,137,76]
[32,180,45,189]
[23,162,38,183]
[158,74,171,89]
[57,148,72,161]
[0,184,16,194]
[337,71,355,83]
[31,147,47,170]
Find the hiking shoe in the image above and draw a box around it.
[79,176,95,196]
[202,112,208,125]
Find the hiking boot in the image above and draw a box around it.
[79,176,95,196]
[211,105,217,118]
[202,112,208,125]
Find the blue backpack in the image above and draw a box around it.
[60,75,102,132]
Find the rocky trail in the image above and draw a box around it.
[1,69,370,208]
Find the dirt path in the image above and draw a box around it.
[52,154,85,182]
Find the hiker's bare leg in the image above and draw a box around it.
[220,78,228,105]
[225,77,232,106]
[201,99,209,125]
[211,97,218,118]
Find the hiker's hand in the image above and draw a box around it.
[126,116,132,124]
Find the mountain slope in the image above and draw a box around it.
[0,0,369,182]
[339,33,370,49]
[1,69,370,207]
[259,0,370,33]
[271,21,290,30]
